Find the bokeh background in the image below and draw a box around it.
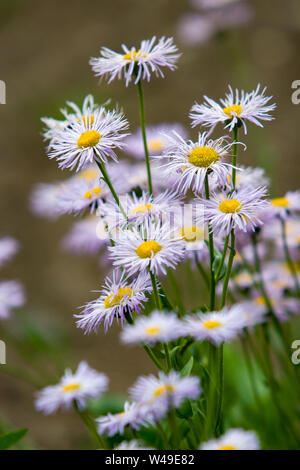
[0,0,299,449]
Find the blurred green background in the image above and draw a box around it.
[0,0,299,449]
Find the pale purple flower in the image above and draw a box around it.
[0,281,25,319]
[0,237,19,268]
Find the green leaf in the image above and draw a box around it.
[181,356,194,376]
[213,251,226,282]
[176,400,193,419]
[170,346,181,369]
[0,428,28,450]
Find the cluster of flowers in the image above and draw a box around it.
[0,237,25,320]
[26,35,299,450]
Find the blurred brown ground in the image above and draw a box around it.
[0,0,299,449]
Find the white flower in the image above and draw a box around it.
[97,401,150,436]
[48,107,129,171]
[200,428,260,450]
[234,165,270,190]
[108,220,185,276]
[0,237,19,268]
[90,36,180,87]
[268,191,300,220]
[0,281,25,319]
[190,85,276,134]
[120,310,184,345]
[183,306,246,345]
[76,270,152,333]
[155,131,234,195]
[124,123,187,159]
[61,217,108,254]
[198,185,269,237]
[35,361,108,415]
[29,183,64,220]
[235,300,267,328]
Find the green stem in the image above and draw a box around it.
[143,344,166,372]
[195,254,210,288]
[231,126,238,189]
[221,230,235,308]
[164,343,171,371]
[73,401,107,449]
[204,174,215,310]
[168,407,180,449]
[96,160,127,219]
[216,235,229,282]
[149,269,162,309]
[136,80,153,195]
[167,268,185,315]
[281,218,300,297]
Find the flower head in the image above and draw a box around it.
[267,191,300,221]
[200,428,260,450]
[156,131,234,194]
[35,361,108,414]
[48,107,129,171]
[76,269,152,333]
[190,85,276,134]
[0,237,19,268]
[108,220,185,276]
[90,36,180,87]
[0,280,25,320]
[61,217,108,255]
[183,306,246,345]
[97,401,150,436]
[30,183,64,221]
[120,310,184,345]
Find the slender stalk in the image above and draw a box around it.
[136,80,153,195]
[96,160,127,219]
[204,174,215,310]
[281,218,300,296]
[221,230,235,308]
[231,126,238,189]
[167,268,185,315]
[143,344,166,372]
[216,235,229,282]
[149,269,162,309]
[73,401,107,449]
[168,407,180,449]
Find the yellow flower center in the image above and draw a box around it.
[123,49,146,61]
[62,383,81,393]
[203,320,222,329]
[255,296,266,306]
[219,199,242,213]
[188,146,220,168]
[104,287,133,309]
[131,203,153,214]
[78,115,95,126]
[223,104,242,117]
[148,138,164,152]
[136,240,162,259]
[218,445,236,450]
[79,168,98,181]
[154,384,174,397]
[84,187,102,199]
[271,197,289,208]
[77,130,101,148]
[181,226,204,242]
[145,326,161,335]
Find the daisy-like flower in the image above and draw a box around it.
[183,306,246,345]
[75,269,152,333]
[35,361,108,415]
[30,182,64,220]
[41,94,101,142]
[200,428,260,450]
[97,401,150,437]
[108,220,185,276]
[124,123,187,159]
[115,440,154,450]
[129,371,201,412]
[56,176,111,216]
[235,300,267,328]
[0,280,25,319]
[234,165,270,190]
[267,190,300,220]
[156,132,234,194]
[101,190,183,229]
[198,185,268,237]
[252,292,300,322]
[48,107,129,171]
[0,237,19,268]
[120,310,184,346]
[190,85,276,134]
[90,36,180,87]
[61,217,109,255]
[173,205,209,259]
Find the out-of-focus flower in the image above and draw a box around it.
[35,361,108,415]
[48,108,129,171]
[200,428,260,450]
[30,183,63,220]
[252,292,300,322]
[267,191,300,221]
[235,300,267,328]
[234,165,270,190]
[0,280,25,319]
[124,123,187,159]
[183,306,246,345]
[61,217,109,255]
[76,270,152,333]
[156,132,234,195]
[197,186,268,237]
[109,220,185,276]
[97,401,150,436]
[90,36,180,87]
[120,310,184,345]
[190,85,276,134]
[0,237,19,268]
[115,440,154,450]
